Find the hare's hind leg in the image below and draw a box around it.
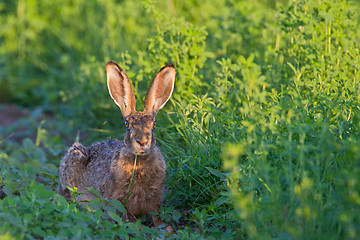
[58,142,88,199]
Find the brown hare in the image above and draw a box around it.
[58,61,176,227]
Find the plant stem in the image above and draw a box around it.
[124,153,137,208]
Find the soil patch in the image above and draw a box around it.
[0,105,29,127]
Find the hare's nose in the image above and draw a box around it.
[136,139,148,147]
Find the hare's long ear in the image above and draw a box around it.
[144,63,176,116]
[106,61,136,117]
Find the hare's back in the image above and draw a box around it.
[84,139,123,189]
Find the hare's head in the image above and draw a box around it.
[106,61,176,156]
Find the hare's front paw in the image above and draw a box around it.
[122,212,137,223]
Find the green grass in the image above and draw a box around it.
[1,0,360,239]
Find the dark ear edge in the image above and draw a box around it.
[162,62,175,69]
[143,63,176,116]
[106,60,136,117]
[106,60,123,71]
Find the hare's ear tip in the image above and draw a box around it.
[106,61,124,73]
[165,62,175,68]
[106,60,117,67]
[160,62,175,71]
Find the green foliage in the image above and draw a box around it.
[1,0,360,239]
[0,132,168,239]
[218,0,360,238]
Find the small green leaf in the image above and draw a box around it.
[32,226,47,237]
[87,187,102,198]
[108,199,126,214]
[172,211,181,223]
[205,167,227,180]
[108,211,122,224]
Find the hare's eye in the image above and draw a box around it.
[125,121,129,128]
[153,121,156,128]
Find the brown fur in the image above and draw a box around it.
[58,61,176,226]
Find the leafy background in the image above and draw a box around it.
[0,0,359,239]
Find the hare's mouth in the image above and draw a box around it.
[135,150,150,156]
[134,146,151,156]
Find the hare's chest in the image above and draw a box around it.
[112,160,161,191]
[107,164,160,216]
[126,175,162,216]
[119,161,153,179]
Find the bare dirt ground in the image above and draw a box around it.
[0,104,29,198]
[0,104,38,144]
[0,103,90,147]
[0,104,29,127]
